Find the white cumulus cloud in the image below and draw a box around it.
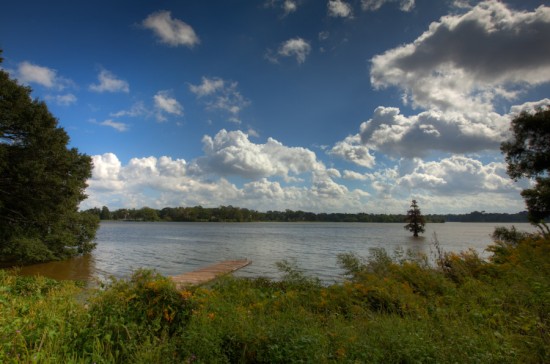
[188,77,225,97]
[328,0,353,18]
[357,106,506,158]
[283,0,298,15]
[189,77,250,122]
[265,0,298,16]
[16,61,73,90]
[361,0,414,12]
[110,102,147,118]
[154,90,183,121]
[509,98,550,116]
[89,69,129,93]
[370,2,550,112]
[397,156,517,195]
[142,10,200,48]
[99,119,129,132]
[194,129,323,180]
[17,61,57,88]
[343,170,368,180]
[85,152,243,210]
[268,37,311,64]
[45,93,77,106]
[329,134,375,168]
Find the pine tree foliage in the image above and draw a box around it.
[0,51,98,263]
[404,200,425,237]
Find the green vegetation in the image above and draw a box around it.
[85,205,532,223]
[0,51,98,264]
[1,229,548,363]
[404,199,425,237]
[501,106,550,224]
[84,204,448,223]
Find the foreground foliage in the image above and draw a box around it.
[1,229,548,363]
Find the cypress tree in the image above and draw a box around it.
[404,200,425,237]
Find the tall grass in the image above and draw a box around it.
[1,228,548,363]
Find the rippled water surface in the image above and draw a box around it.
[16,222,536,284]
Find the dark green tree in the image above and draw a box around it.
[0,51,98,263]
[501,106,550,224]
[100,206,111,220]
[404,200,425,237]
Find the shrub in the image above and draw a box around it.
[72,269,195,361]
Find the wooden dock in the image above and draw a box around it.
[170,259,251,289]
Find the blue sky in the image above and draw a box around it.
[2,0,549,213]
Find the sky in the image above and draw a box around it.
[1,0,549,214]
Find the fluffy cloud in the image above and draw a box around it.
[311,169,348,198]
[46,93,77,106]
[343,170,368,180]
[279,38,311,64]
[509,98,550,116]
[242,178,293,200]
[16,61,72,90]
[89,153,124,191]
[99,119,129,132]
[89,69,129,93]
[153,90,183,121]
[85,148,526,214]
[352,155,526,213]
[268,38,311,64]
[142,10,200,48]
[110,102,147,118]
[188,77,249,122]
[86,153,240,208]
[397,156,517,195]
[362,156,520,198]
[349,98,550,160]
[357,106,507,158]
[85,151,367,212]
[265,0,298,16]
[188,77,225,97]
[17,61,56,87]
[328,134,375,168]
[194,129,323,180]
[283,0,298,14]
[361,0,414,12]
[328,0,353,18]
[370,2,550,112]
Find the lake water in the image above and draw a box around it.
[15,222,536,284]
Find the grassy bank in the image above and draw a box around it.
[1,228,548,363]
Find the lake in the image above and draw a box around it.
[15,221,536,284]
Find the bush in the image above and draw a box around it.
[73,269,195,362]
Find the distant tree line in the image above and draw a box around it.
[84,205,531,223]
[442,211,530,223]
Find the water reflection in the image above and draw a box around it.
[13,254,96,282]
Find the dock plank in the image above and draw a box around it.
[170,259,251,288]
